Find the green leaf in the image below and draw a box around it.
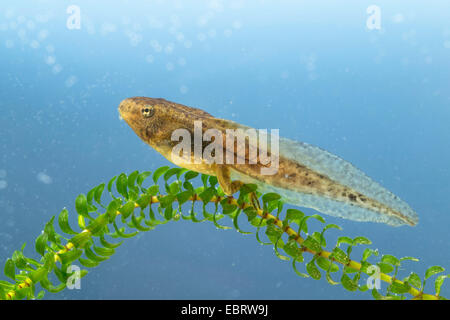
[231,209,248,233]
[337,236,353,246]
[265,223,283,244]
[84,246,109,262]
[306,259,321,280]
[70,230,92,248]
[341,273,358,291]
[118,201,135,220]
[283,240,302,259]
[352,236,372,246]
[58,249,83,265]
[58,208,77,235]
[166,181,180,195]
[127,170,139,189]
[377,262,394,274]
[362,248,378,262]
[312,231,326,247]
[381,254,400,267]
[146,185,159,196]
[93,245,115,257]
[425,266,445,280]
[107,176,117,198]
[131,214,153,231]
[389,281,411,294]
[116,173,128,198]
[99,234,122,249]
[136,194,151,209]
[322,223,341,232]
[208,175,218,187]
[153,166,170,184]
[86,214,109,235]
[35,232,48,256]
[400,256,419,263]
[262,193,281,204]
[244,207,257,222]
[163,167,181,182]
[4,259,15,280]
[199,187,216,203]
[94,183,105,205]
[302,236,322,253]
[112,221,139,239]
[75,194,91,220]
[435,275,449,296]
[78,257,100,268]
[309,214,325,224]
[177,190,192,205]
[316,257,339,273]
[44,217,58,243]
[137,171,152,188]
[29,267,48,284]
[86,186,96,205]
[330,247,349,265]
[159,194,176,208]
[326,271,340,286]
[285,209,304,224]
[407,272,422,289]
[292,258,308,277]
[184,171,199,181]
[12,250,27,269]
[371,288,383,300]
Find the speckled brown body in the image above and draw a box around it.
[119,97,416,226]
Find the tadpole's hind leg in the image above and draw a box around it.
[249,192,261,210]
[215,165,243,195]
[215,165,260,210]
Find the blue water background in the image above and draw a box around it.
[0,1,449,299]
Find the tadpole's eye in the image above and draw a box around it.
[141,105,155,118]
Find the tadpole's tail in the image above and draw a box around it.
[231,137,419,227]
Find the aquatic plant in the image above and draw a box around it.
[0,167,447,300]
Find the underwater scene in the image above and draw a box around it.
[0,0,449,300]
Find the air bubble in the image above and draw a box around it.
[38,29,48,40]
[45,56,55,65]
[30,40,40,49]
[52,64,62,74]
[17,16,26,24]
[37,172,52,184]
[208,29,216,38]
[197,33,206,41]
[180,85,188,94]
[164,43,174,54]
[166,62,174,71]
[392,13,405,24]
[232,21,242,29]
[26,20,36,30]
[176,33,184,42]
[65,75,78,87]
[0,180,8,190]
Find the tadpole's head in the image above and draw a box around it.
[118,97,168,145]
